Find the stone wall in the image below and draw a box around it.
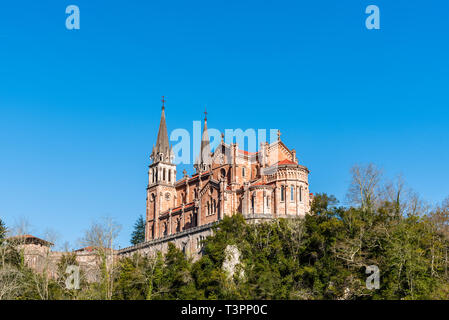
[118,221,217,261]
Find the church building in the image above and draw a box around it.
[145,100,312,242]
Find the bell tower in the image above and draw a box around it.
[146,97,177,241]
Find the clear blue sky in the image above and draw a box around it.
[0,1,448,249]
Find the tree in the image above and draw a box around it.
[158,242,200,299]
[114,251,164,300]
[130,215,145,245]
[11,216,33,236]
[0,218,6,241]
[347,163,382,211]
[80,217,122,300]
[0,219,23,300]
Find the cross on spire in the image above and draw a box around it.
[277,129,281,141]
[161,96,166,110]
[204,106,207,121]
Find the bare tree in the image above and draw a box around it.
[405,190,429,217]
[0,221,23,300]
[60,241,72,252]
[31,232,58,300]
[427,197,449,277]
[10,216,33,237]
[347,163,382,211]
[382,175,406,215]
[79,217,122,300]
[42,228,60,247]
[0,264,22,300]
[284,218,306,262]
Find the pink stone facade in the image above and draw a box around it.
[145,107,312,244]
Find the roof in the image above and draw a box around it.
[160,202,195,216]
[277,159,297,166]
[176,171,211,185]
[74,246,96,252]
[74,246,116,253]
[7,234,54,247]
[239,150,257,155]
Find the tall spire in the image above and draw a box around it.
[151,97,171,163]
[195,107,212,172]
[161,96,166,110]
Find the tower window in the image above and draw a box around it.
[242,167,245,177]
[251,193,255,212]
[291,186,294,202]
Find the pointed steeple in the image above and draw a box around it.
[194,107,212,172]
[151,97,172,163]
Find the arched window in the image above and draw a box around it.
[251,193,256,212]
[267,195,270,207]
[291,186,294,202]
[220,168,226,179]
[207,201,210,216]
[163,168,166,181]
[281,185,285,202]
[299,186,303,202]
[213,199,217,213]
[242,167,245,178]
[168,170,171,182]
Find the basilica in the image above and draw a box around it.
[14,100,314,275]
[145,101,312,242]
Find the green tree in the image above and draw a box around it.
[114,252,164,300]
[157,242,201,299]
[130,215,145,246]
[0,218,6,241]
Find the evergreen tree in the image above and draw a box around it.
[130,215,145,245]
[0,218,6,241]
